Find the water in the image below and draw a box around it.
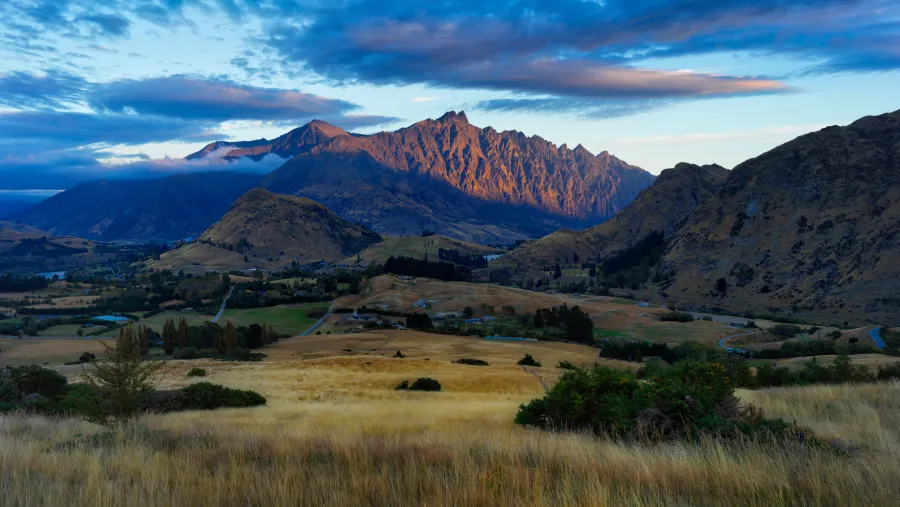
[92,315,131,323]
[37,271,66,279]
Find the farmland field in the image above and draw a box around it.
[221,302,332,336]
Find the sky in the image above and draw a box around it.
[0,0,898,197]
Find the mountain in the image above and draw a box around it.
[13,172,262,243]
[148,188,382,271]
[0,198,37,219]
[495,162,730,275]
[186,120,349,161]
[18,113,653,245]
[0,221,114,274]
[658,109,900,325]
[344,234,504,266]
[261,111,656,243]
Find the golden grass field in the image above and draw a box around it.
[0,337,109,365]
[1,328,899,506]
[342,234,503,266]
[345,275,736,345]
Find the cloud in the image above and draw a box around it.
[324,114,404,130]
[77,13,131,38]
[411,97,441,103]
[88,75,363,122]
[0,69,87,109]
[259,0,898,110]
[614,124,829,145]
[475,97,676,119]
[0,110,221,150]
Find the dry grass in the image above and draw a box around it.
[0,337,109,365]
[2,347,900,506]
[343,275,734,345]
[4,329,900,506]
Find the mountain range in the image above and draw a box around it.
[13,112,655,244]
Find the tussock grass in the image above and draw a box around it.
[2,355,899,506]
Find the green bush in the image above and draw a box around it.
[187,368,207,377]
[517,354,542,367]
[176,382,266,410]
[658,312,694,323]
[877,362,900,380]
[557,360,576,370]
[395,380,410,390]
[515,362,803,441]
[408,378,441,391]
[6,365,68,398]
[454,358,489,366]
[174,346,199,359]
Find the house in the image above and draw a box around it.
[464,318,482,325]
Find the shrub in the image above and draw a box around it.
[78,352,96,363]
[659,312,694,323]
[877,362,900,380]
[7,365,68,398]
[770,324,804,339]
[515,362,802,441]
[517,354,542,367]
[557,360,576,370]
[393,350,405,358]
[395,380,410,390]
[408,378,441,391]
[187,368,207,377]
[175,346,199,359]
[454,358,489,366]
[176,382,266,410]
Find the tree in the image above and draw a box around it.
[553,264,562,279]
[162,319,175,355]
[138,325,149,356]
[81,330,164,426]
[177,317,189,349]
[462,306,475,318]
[224,320,237,354]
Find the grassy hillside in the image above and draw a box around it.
[343,234,503,266]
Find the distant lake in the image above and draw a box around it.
[92,315,131,323]
[37,271,66,279]
[484,254,504,262]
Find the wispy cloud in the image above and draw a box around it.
[615,124,829,145]
[411,96,441,103]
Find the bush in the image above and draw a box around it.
[877,362,900,380]
[408,378,442,391]
[393,350,405,358]
[175,382,266,410]
[517,354,542,367]
[770,324,804,339]
[659,312,695,323]
[454,358,489,366]
[515,362,803,441]
[7,365,68,398]
[187,368,207,377]
[395,380,410,390]
[174,346,199,359]
[557,360,576,370]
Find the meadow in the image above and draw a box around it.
[0,329,898,506]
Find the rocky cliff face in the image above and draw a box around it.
[659,109,900,326]
[262,111,656,243]
[495,162,729,273]
[186,120,349,161]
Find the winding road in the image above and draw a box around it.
[717,329,756,349]
[210,286,234,323]
[299,301,335,337]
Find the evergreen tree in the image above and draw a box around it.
[224,320,237,354]
[177,317,189,349]
[553,264,562,279]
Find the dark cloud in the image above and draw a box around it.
[88,75,362,122]
[260,0,898,103]
[0,110,221,150]
[0,69,87,109]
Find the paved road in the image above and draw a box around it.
[299,301,335,337]
[717,329,755,349]
[869,327,886,349]
[211,286,234,323]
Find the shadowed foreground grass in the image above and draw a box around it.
[1,356,899,506]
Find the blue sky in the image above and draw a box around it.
[1,0,898,195]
